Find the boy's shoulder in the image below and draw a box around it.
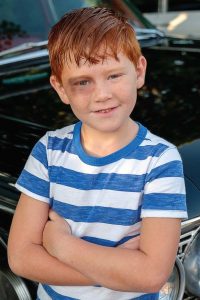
[39,123,78,149]
[141,125,178,158]
[47,123,76,139]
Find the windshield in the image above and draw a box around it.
[0,0,51,52]
[0,0,154,52]
[51,0,148,28]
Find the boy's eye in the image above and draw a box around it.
[109,74,122,80]
[74,80,89,86]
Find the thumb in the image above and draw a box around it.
[48,209,61,221]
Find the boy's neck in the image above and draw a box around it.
[80,119,139,157]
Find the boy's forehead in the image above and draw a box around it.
[63,52,129,72]
[64,45,119,66]
[60,53,135,83]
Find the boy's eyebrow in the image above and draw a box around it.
[67,67,126,84]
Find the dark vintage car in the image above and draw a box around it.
[0,1,200,299]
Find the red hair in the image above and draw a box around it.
[48,7,141,81]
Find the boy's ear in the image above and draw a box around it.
[50,75,70,104]
[136,56,147,89]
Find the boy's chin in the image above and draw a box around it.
[84,122,127,135]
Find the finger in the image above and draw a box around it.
[48,210,72,233]
[65,221,72,234]
[48,209,61,221]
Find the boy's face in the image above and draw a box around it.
[50,52,146,136]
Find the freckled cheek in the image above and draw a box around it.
[69,104,88,122]
[69,98,91,116]
[118,88,136,104]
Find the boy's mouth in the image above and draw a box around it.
[95,106,118,114]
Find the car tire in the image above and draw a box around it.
[0,268,32,300]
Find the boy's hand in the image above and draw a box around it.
[43,210,71,257]
[118,236,140,250]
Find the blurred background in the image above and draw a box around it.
[134,0,200,38]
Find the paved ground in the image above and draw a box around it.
[144,11,200,39]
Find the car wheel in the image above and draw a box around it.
[159,257,185,300]
[0,268,32,300]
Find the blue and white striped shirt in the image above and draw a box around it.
[16,121,187,300]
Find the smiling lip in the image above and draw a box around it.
[94,106,118,114]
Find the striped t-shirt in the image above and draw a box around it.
[16,121,187,300]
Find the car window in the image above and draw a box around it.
[0,0,52,51]
[0,0,150,53]
[51,0,88,17]
[52,0,146,28]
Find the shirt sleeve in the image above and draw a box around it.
[141,146,188,219]
[15,133,50,204]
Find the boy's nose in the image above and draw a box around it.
[94,82,112,102]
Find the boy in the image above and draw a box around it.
[8,7,187,300]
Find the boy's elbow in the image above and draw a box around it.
[148,262,175,293]
[124,267,170,293]
[8,252,22,276]
[143,273,167,293]
[7,245,26,277]
[140,268,170,293]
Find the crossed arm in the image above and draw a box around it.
[8,193,181,292]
